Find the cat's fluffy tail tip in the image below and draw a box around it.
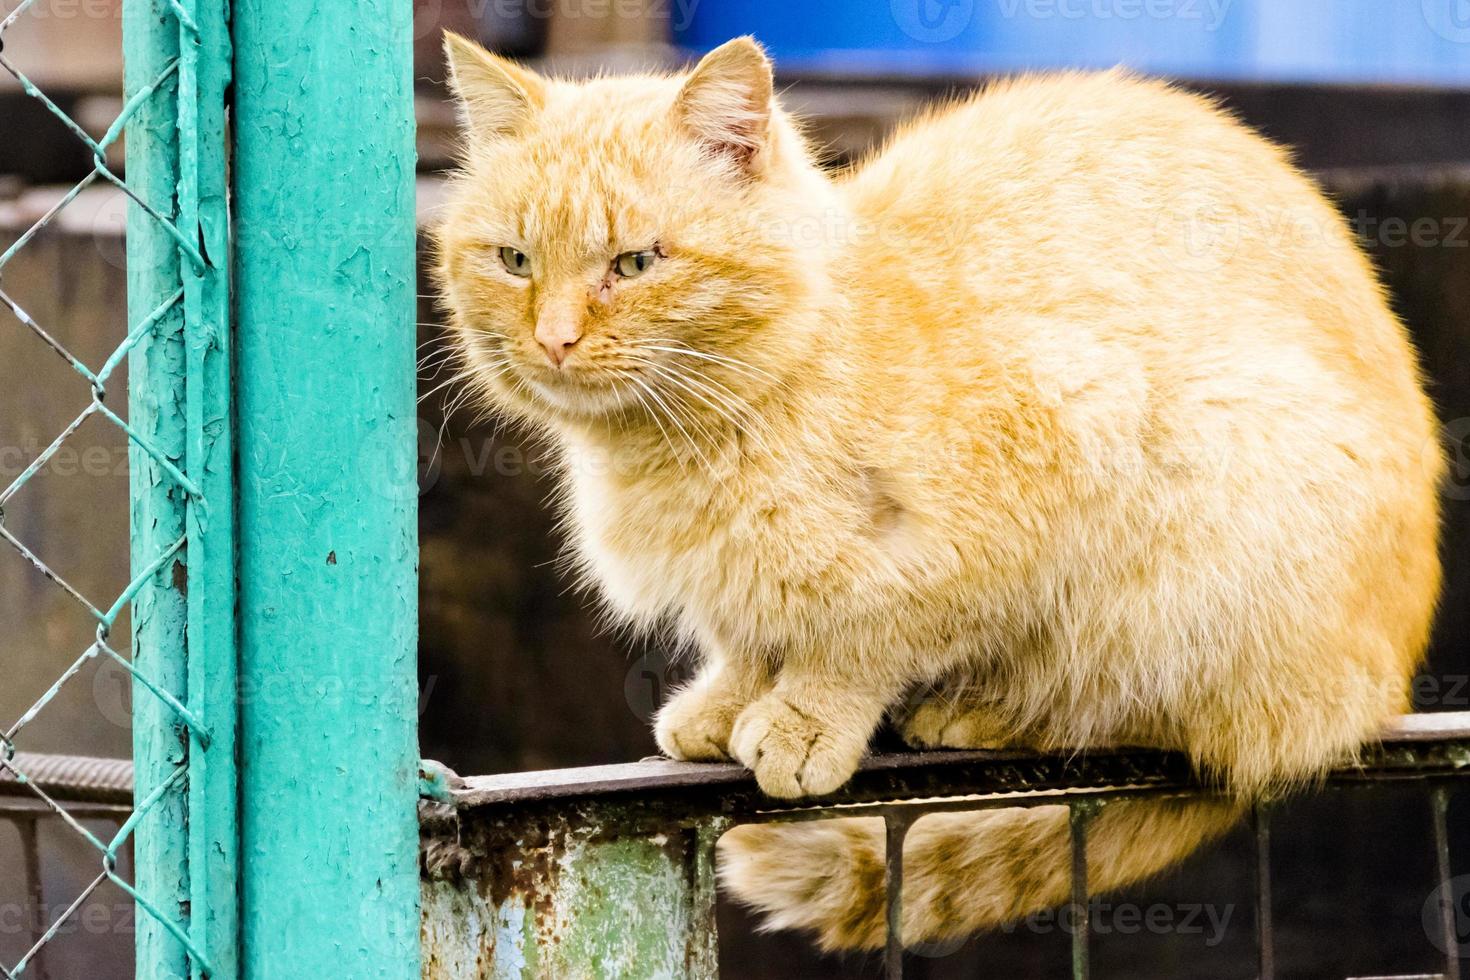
[717,819,889,952]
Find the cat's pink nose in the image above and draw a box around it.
[534,318,582,368]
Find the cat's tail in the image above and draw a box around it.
[717,797,1243,951]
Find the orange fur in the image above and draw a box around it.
[433,35,1443,951]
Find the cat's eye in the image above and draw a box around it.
[499,247,532,278]
[614,250,658,279]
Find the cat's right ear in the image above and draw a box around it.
[442,32,545,143]
[676,37,775,176]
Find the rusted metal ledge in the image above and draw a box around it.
[443,711,1470,819]
[419,713,1470,980]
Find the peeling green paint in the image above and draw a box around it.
[124,0,237,976]
[422,812,724,979]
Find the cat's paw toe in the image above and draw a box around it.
[654,684,739,761]
[729,696,863,798]
[900,699,1014,750]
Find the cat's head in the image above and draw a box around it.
[433,34,831,430]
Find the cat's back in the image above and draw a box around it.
[838,70,1428,428]
[841,70,1289,241]
[839,69,1343,301]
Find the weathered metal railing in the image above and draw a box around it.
[418,712,1470,980]
[0,756,133,980]
[9,716,1466,978]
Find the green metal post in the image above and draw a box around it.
[125,0,236,978]
[231,0,421,977]
[124,2,188,971]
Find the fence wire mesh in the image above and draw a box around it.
[0,0,221,976]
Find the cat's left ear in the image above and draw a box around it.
[675,37,774,176]
[443,31,546,144]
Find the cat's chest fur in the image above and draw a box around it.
[562,438,909,643]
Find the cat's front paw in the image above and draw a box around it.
[654,680,744,761]
[900,697,1016,750]
[729,694,866,798]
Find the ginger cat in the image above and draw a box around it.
[434,34,1443,951]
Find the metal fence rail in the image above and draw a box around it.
[0,756,133,980]
[420,712,1470,980]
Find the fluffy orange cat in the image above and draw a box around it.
[434,34,1443,951]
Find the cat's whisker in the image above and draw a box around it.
[426,370,499,475]
[420,357,510,407]
[634,359,768,451]
[661,363,771,433]
[417,347,460,373]
[639,378,717,466]
[633,341,783,386]
[418,367,477,406]
[629,373,723,479]
[646,366,742,427]
[634,360,741,453]
[666,367,781,454]
[626,378,683,468]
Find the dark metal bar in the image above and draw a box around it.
[1253,805,1275,980]
[1431,786,1460,980]
[15,816,50,980]
[1070,805,1093,980]
[0,753,134,806]
[0,801,133,820]
[884,814,913,980]
[449,712,1470,816]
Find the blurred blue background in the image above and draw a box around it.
[674,0,1470,84]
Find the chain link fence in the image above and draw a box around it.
[0,0,231,975]
[0,0,421,974]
